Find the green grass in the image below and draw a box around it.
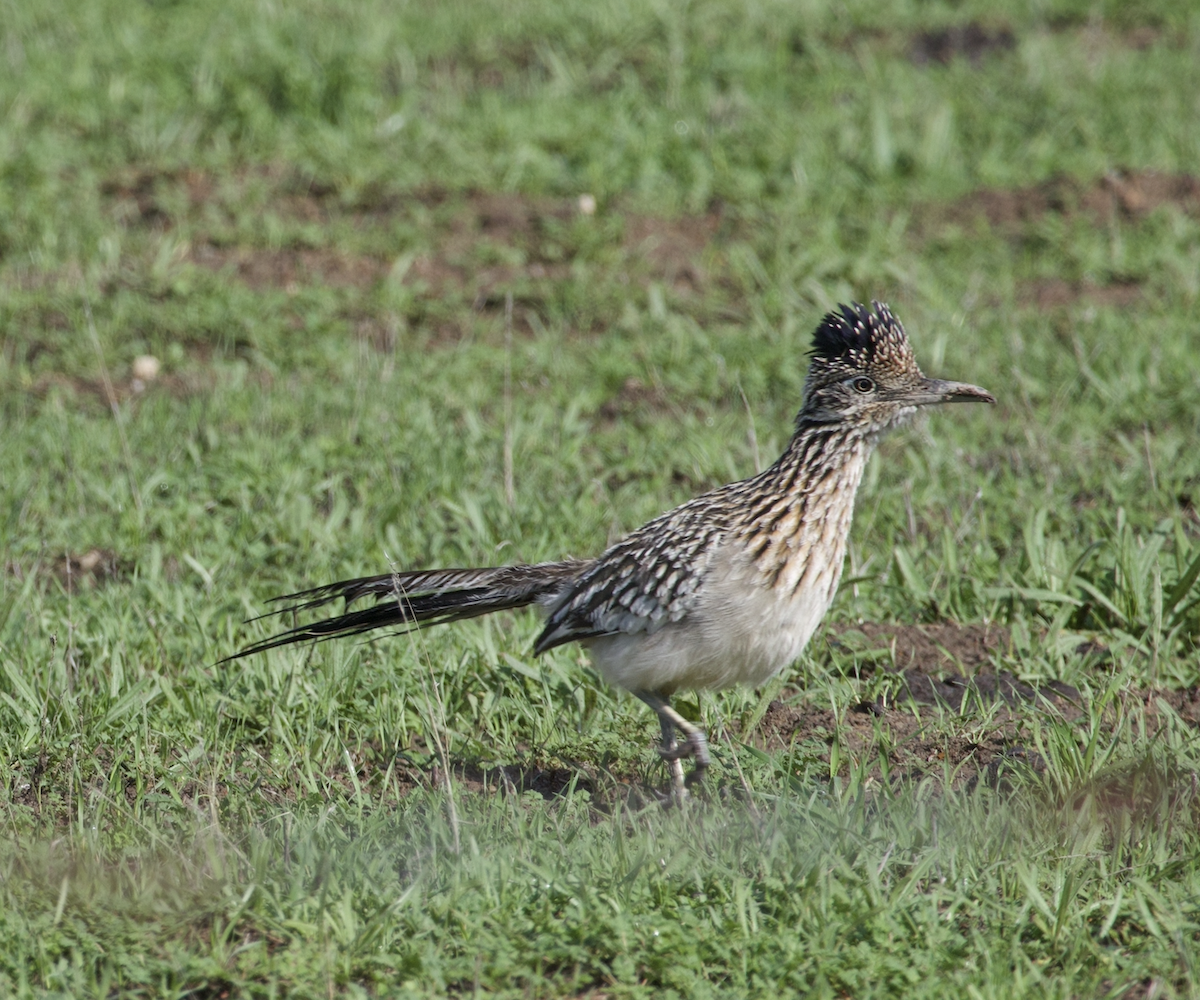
[2,0,1200,995]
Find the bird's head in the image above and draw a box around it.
[799,301,994,433]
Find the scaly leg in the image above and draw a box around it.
[657,711,687,799]
[634,691,711,798]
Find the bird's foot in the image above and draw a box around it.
[659,729,709,766]
[658,730,709,795]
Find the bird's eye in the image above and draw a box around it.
[852,376,875,394]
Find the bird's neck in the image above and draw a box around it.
[733,420,874,587]
[766,419,874,496]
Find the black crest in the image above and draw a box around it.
[810,301,904,363]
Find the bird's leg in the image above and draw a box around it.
[657,711,687,797]
[634,691,711,795]
[657,711,677,753]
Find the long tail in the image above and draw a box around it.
[224,559,591,661]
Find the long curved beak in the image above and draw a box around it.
[914,378,996,406]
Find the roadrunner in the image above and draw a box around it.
[229,302,994,795]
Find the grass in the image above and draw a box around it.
[2,0,1200,995]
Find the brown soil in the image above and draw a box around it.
[398,191,575,305]
[189,244,389,289]
[455,762,596,800]
[52,549,128,591]
[745,620,1090,787]
[101,169,178,228]
[103,165,313,228]
[28,366,216,407]
[179,194,722,308]
[934,170,1200,231]
[755,695,1024,788]
[623,211,722,292]
[830,620,1082,711]
[83,164,1195,334]
[1022,278,1143,310]
[97,168,728,302]
[87,163,1194,340]
[748,621,1200,791]
[918,169,1200,309]
[874,17,1167,75]
[596,376,677,424]
[1070,21,1176,54]
[909,23,1017,66]
[834,620,1008,672]
[1138,685,1200,727]
[398,195,723,302]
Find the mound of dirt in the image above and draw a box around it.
[830,621,1080,712]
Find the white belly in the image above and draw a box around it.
[584,542,843,694]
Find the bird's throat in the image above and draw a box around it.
[738,424,873,592]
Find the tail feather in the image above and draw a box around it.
[260,564,573,617]
[225,559,591,661]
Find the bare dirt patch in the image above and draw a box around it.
[456,762,596,800]
[623,211,722,293]
[28,365,215,407]
[1068,19,1178,54]
[399,192,576,306]
[920,169,1200,308]
[909,23,1017,66]
[934,170,1200,232]
[170,187,725,309]
[742,620,1088,786]
[189,244,389,290]
[596,376,676,425]
[834,621,1007,673]
[904,16,1178,70]
[102,167,224,229]
[401,194,723,301]
[1022,278,1143,310]
[754,695,1017,787]
[102,171,173,228]
[1140,686,1200,727]
[92,168,733,328]
[831,620,1081,709]
[850,16,1168,70]
[750,620,1200,788]
[53,548,127,591]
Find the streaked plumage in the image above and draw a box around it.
[227,302,994,797]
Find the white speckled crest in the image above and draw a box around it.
[804,301,922,394]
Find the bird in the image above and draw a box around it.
[227,302,994,797]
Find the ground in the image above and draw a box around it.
[2,0,1200,997]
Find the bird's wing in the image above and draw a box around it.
[533,495,731,654]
